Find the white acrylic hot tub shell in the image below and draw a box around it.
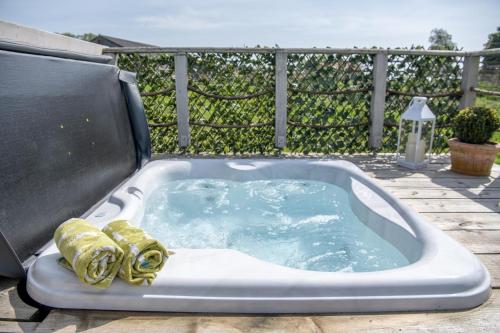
[27,159,491,313]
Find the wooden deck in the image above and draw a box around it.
[1,156,499,332]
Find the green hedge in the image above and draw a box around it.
[118,50,463,155]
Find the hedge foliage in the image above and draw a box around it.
[118,50,464,155]
[383,53,463,153]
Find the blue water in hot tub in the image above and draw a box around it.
[141,179,409,272]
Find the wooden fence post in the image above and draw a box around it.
[459,56,480,109]
[109,53,119,66]
[369,52,388,150]
[275,50,288,148]
[175,53,190,147]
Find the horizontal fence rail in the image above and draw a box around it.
[105,47,500,56]
[106,47,500,155]
[473,87,500,97]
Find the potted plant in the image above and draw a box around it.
[448,106,500,176]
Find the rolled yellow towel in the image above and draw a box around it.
[102,220,169,285]
[54,218,124,288]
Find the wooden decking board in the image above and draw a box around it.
[35,311,324,333]
[421,212,500,230]
[477,255,500,288]
[374,178,500,189]
[310,290,500,333]
[386,188,500,199]
[0,278,38,321]
[443,230,500,254]
[1,157,498,332]
[32,291,500,333]
[366,167,499,178]
[0,320,39,332]
[402,198,500,213]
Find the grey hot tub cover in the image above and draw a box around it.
[0,42,151,278]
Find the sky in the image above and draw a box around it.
[0,0,499,50]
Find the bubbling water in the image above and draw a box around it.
[141,179,409,272]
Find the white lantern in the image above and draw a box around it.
[396,97,436,170]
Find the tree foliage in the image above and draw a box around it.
[483,27,500,67]
[58,32,97,42]
[428,28,456,50]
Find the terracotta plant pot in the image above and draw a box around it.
[448,138,500,176]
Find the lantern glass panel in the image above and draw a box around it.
[396,121,436,170]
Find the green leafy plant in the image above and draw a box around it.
[452,106,500,144]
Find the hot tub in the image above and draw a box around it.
[27,159,491,313]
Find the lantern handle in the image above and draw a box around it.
[396,118,403,160]
[428,119,436,163]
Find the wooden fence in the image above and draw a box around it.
[103,47,500,154]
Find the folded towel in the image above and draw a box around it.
[102,220,169,285]
[54,218,124,288]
